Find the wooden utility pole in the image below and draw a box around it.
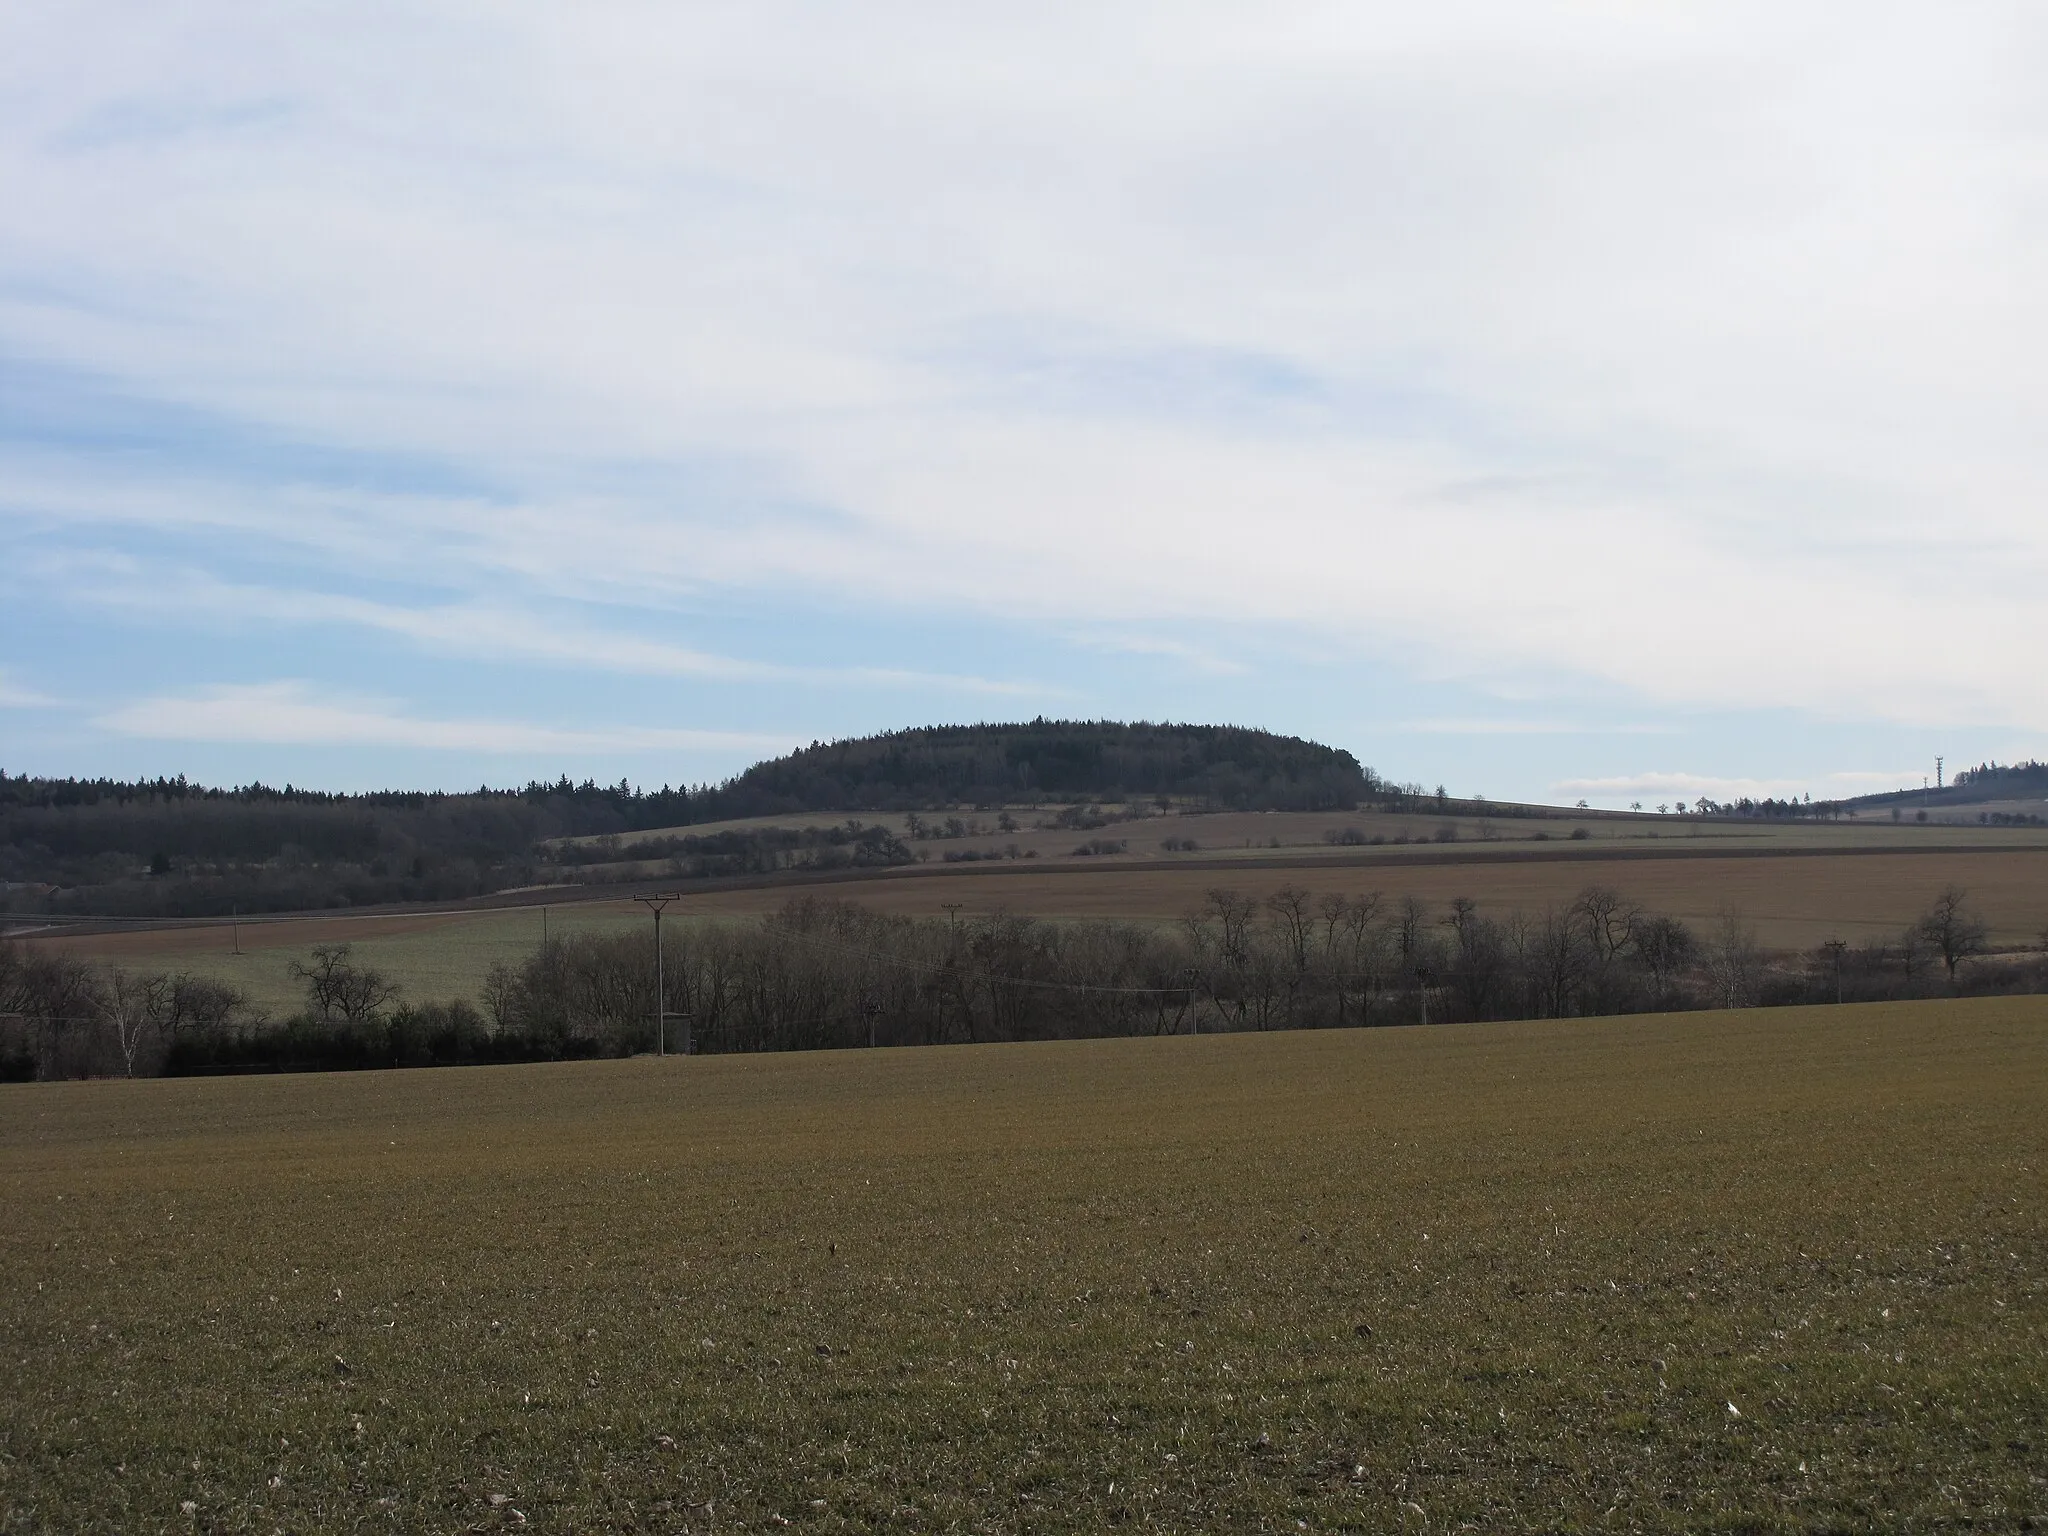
[633,893,680,1056]
[1820,938,1848,1004]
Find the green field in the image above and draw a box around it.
[24,903,650,1020]
[3,1000,2044,1532]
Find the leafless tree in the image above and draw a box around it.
[149,973,243,1041]
[1703,909,1763,1008]
[1916,886,1988,982]
[106,969,161,1077]
[1395,896,1430,968]
[290,944,400,1025]
[1202,889,1259,969]
[1896,924,1929,984]
[1572,884,1640,970]
[1317,893,1386,1027]
[1528,907,1590,1017]
[1635,915,1693,998]
[481,961,521,1033]
[1266,887,1314,975]
[0,944,110,1078]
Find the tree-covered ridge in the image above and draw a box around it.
[1951,760,2048,793]
[0,722,1375,917]
[719,720,1377,814]
[0,772,688,917]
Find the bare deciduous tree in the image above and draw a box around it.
[106,969,162,1077]
[1266,886,1314,975]
[1703,909,1763,1008]
[1916,886,1988,982]
[1199,889,1258,969]
[290,944,400,1024]
[1572,885,1640,970]
[1635,915,1693,998]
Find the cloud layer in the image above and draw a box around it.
[98,683,798,758]
[4,4,2045,793]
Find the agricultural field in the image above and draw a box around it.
[18,905,642,1021]
[2,999,2043,1532]
[20,809,2048,1017]
[652,847,2048,948]
[552,802,2048,875]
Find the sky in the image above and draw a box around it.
[3,3,2045,807]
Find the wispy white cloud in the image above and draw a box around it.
[97,682,798,756]
[0,670,59,708]
[1066,632,1251,677]
[4,0,2047,780]
[43,561,1050,696]
[1395,718,1677,736]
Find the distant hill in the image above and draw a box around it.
[1947,760,2048,800]
[0,721,1378,918]
[709,720,1378,816]
[1837,760,2048,817]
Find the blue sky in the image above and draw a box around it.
[4,4,2045,805]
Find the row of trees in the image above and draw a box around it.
[0,941,526,1080]
[4,885,2030,1079]
[544,821,913,876]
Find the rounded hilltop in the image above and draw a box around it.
[716,720,1378,815]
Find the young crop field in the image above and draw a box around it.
[20,905,647,1020]
[2,999,2042,1532]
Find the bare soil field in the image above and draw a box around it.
[2,999,2042,1531]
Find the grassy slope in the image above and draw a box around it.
[2,999,2043,1532]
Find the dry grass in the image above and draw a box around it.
[2,999,2043,1532]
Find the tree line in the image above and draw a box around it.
[711,721,1378,815]
[4,884,2035,1081]
[0,722,1380,920]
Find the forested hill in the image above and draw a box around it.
[1838,760,2048,815]
[714,721,1377,815]
[0,722,1377,918]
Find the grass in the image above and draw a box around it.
[2,998,2043,1532]
[25,904,647,1019]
